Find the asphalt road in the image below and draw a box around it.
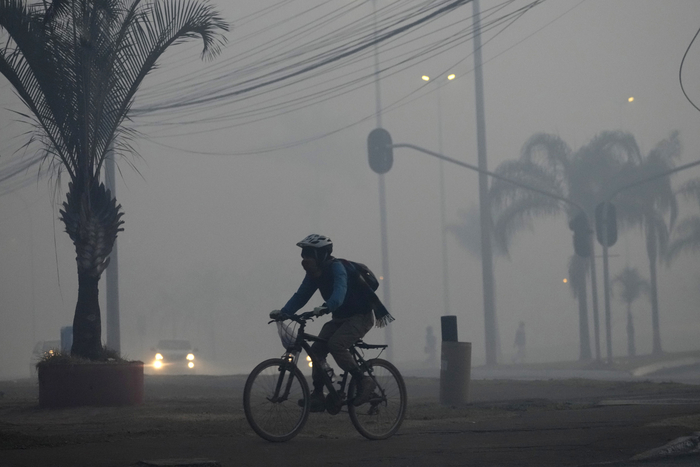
[1,373,700,467]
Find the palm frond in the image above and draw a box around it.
[612,266,649,306]
[666,216,700,263]
[677,177,700,206]
[492,193,562,255]
[520,133,572,174]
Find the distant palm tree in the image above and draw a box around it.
[447,205,506,258]
[616,132,680,355]
[667,178,700,261]
[0,0,228,359]
[490,131,642,362]
[612,266,649,357]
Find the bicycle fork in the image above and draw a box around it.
[268,353,298,403]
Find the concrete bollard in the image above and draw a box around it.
[439,316,471,405]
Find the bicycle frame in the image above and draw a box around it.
[273,313,387,408]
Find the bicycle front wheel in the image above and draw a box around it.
[243,358,310,442]
[348,358,407,440]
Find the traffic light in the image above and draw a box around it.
[569,211,592,257]
[367,128,393,174]
[595,201,617,247]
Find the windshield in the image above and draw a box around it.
[156,340,192,350]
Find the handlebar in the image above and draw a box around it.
[268,310,321,325]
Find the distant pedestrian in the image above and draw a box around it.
[512,321,526,364]
[424,326,436,366]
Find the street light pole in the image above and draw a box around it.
[472,0,499,366]
[437,83,450,316]
[423,73,454,316]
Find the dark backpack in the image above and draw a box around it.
[336,258,394,327]
[337,259,379,292]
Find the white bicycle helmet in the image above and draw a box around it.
[296,234,332,249]
[297,234,333,262]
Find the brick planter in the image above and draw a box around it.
[38,361,144,408]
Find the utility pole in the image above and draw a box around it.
[105,145,121,353]
[372,0,392,359]
[472,0,499,366]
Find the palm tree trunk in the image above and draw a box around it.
[577,274,592,360]
[589,242,602,361]
[60,181,123,360]
[71,272,102,359]
[646,225,662,355]
[626,304,635,357]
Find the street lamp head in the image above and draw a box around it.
[447,73,456,80]
[422,75,430,81]
[628,96,634,102]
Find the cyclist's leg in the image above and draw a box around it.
[326,312,373,374]
[325,313,375,405]
[310,320,341,391]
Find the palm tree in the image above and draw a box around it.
[611,266,649,357]
[667,178,700,261]
[489,131,642,362]
[0,0,228,359]
[616,132,680,355]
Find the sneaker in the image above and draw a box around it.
[353,376,377,406]
[298,390,326,413]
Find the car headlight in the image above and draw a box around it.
[155,353,163,360]
[186,353,195,361]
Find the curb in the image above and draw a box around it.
[631,358,700,377]
[631,432,700,460]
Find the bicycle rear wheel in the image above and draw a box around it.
[348,358,407,440]
[243,358,310,442]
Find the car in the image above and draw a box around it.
[151,339,197,373]
[30,340,62,376]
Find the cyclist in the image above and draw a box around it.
[270,234,377,412]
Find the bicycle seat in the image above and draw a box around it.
[354,339,388,350]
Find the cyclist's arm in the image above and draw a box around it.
[280,274,318,315]
[323,261,348,312]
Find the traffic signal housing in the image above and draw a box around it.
[569,211,592,257]
[367,128,393,174]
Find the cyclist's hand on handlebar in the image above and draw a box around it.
[312,306,328,317]
[269,310,283,320]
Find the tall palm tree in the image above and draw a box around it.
[489,131,642,362]
[616,132,680,355]
[0,0,228,359]
[612,266,649,357]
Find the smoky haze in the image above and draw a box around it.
[2,0,700,379]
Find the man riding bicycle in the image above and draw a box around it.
[270,234,380,413]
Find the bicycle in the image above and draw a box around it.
[243,310,407,442]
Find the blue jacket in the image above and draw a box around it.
[280,258,373,319]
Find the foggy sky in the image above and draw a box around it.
[2,0,700,379]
